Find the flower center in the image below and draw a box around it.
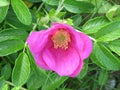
[51,29,71,50]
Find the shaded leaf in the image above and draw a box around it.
[27,0,41,3]
[77,60,88,79]
[42,73,68,90]
[26,46,48,89]
[108,40,120,56]
[71,15,82,26]
[98,70,109,86]
[1,63,12,80]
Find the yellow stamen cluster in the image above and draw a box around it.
[51,29,71,50]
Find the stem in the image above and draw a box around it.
[36,3,44,14]
[32,3,44,31]
[89,36,97,42]
[44,71,53,86]
[32,18,40,31]
[55,0,65,15]
[6,22,17,29]
[5,81,27,90]
[23,43,27,53]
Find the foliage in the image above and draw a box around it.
[0,0,120,90]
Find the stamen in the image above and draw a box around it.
[51,29,71,50]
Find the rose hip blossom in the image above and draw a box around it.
[27,23,92,77]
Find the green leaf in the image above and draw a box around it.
[63,0,94,13]
[66,18,73,25]
[27,0,41,3]
[42,0,59,6]
[6,10,32,31]
[106,5,120,20]
[11,87,20,90]
[108,40,120,56]
[27,71,43,90]
[26,46,49,89]
[0,29,28,42]
[1,63,12,80]
[26,46,67,90]
[0,0,9,7]
[42,73,68,90]
[0,39,24,56]
[90,52,105,69]
[77,60,88,79]
[98,1,112,13]
[95,21,120,42]
[0,6,9,23]
[2,84,8,90]
[48,9,66,22]
[71,15,82,26]
[11,0,32,25]
[98,70,108,86]
[91,43,120,70]
[82,17,109,34]
[0,77,5,90]
[12,52,30,86]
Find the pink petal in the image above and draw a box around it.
[42,44,82,76]
[26,22,92,77]
[79,32,92,60]
[50,23,85,52]
[70,62,83,77]
[52,23,92,60]
[26,30,51,70]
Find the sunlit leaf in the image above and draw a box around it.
[12,52,30,86]
[0,29,28,42]
[11,87,20,90]
[106,5,120,20]
[0,0,9,7]
[82,17,109,34]
[91,43,120,70]
[0,39,24,56]
[64,0,94,13]
[95,21,120,42]
[42,0,59,5]
[2,84,9,90]
[0,6,9,23]
[11,0,32,25]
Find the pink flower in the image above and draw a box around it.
[27,23,92,77]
